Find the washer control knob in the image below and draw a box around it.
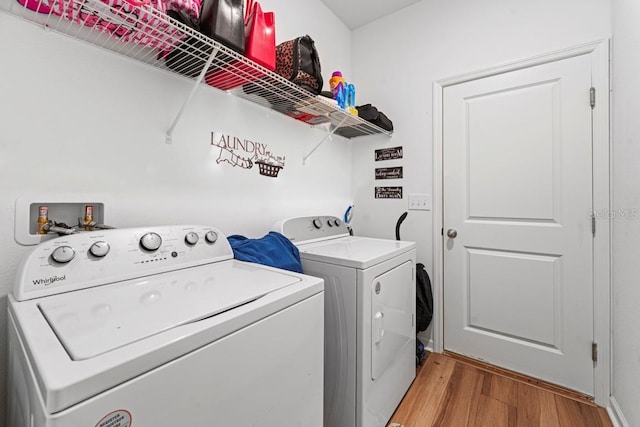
[140,232,162,251]
[327,220,334,227]
[205,231,218,244]
[185,232,199,245]
[89,241,110,257]
[51,246,75,263]
[312,218,323,229]
[334,219,341,227]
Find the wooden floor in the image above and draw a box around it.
[388,353,612,427]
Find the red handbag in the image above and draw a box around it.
[243,0,275,70]
[205,0,275,90]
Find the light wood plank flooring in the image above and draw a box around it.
[388,353,611,427]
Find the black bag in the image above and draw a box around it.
[163,0,245,77]
[275,35,323,94]
[395,213,433,332]
[199,0,245,53]
[333,126,369,138]
[416,263,433,333]
[356,104,394,132]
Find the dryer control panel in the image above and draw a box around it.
[14,225,233,301]
[275,216,350,244]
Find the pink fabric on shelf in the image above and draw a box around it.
[17,0,198,51]
[17,0,53,14]
[164,0,201,23]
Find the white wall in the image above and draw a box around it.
[350,0,611,355]
[0,1,351,423]
[611,0,640,425]
[1,0,629,423]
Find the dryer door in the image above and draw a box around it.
[370,260,414,380]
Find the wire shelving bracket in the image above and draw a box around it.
[166,47,219,144]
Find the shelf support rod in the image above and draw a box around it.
[303,115,349,165]
[166,47,219,144]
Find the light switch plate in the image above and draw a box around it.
[408,194,432,211]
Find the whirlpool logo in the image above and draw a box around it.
[32,275,66,287]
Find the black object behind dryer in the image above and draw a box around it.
[395,211,434,366]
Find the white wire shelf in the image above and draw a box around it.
[9,0,393,140]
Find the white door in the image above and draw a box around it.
[443,53,594,394]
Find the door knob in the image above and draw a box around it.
[447,229,458,238]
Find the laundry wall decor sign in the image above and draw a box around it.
[375,166,403,180]
[211,132,286,178]
[375,146,403,161]
[375,186,403,199]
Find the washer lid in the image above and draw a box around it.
[297,237,415,269]
[38,262,301,361]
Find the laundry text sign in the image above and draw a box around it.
[211,132,285,178]
[375,186,403,199]
[375,167,403,180]
[375,146,403,161]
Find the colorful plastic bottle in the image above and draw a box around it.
[346,83,358,116]
[329,71,347,109]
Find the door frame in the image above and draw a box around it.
[431,39,611,406]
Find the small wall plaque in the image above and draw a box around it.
[375,166,403,180]
[375,186,403,199]
[375,146,403,161]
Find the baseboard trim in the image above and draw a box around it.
[607,396,630,427]
[423,338,434,353]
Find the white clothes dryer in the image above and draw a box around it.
[8,225,324,427]
[275,216,416,427]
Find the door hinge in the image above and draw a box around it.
[592,215,596,236]
[590,87,596,109]
[441,227,444,236]
[592,342,598,362]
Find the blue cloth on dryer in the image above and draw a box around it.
[227,231,303,273]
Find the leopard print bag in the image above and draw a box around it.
[275,35,323,94]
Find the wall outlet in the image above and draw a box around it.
[408,194,432,211]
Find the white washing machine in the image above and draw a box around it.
[275,216,416,427]
[8,225,324,427]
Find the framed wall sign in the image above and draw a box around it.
[375,166,403,180]
[375,186,403,199]
[375,146,403,161]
